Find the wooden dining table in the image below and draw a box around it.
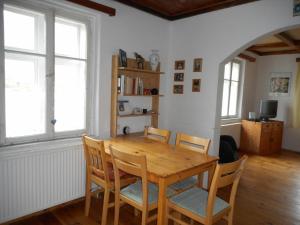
[104,134,219,225]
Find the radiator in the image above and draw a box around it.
[0,139,86,223]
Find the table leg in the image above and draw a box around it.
[157,177,167,225]
[207,162,217,189]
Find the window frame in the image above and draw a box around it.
[0,0,93,146]
[221,59,243,120]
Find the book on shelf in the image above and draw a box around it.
[118,75,145,96]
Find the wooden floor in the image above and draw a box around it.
[8,150,300,225]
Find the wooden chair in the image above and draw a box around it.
[110,144,175,225]
[167,155,248,225]
[169,133,211,193]
[176,132,211,154]
[144,126,171,144]
[82,135,135,225]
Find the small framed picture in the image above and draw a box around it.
[175,60,185,70]
[173,85,184,94]
[193,58,202,72]
[192,79,201,92]
[119,49,127,67]
[174,73,184,82]
[269,72,292,97]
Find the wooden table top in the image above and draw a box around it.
[104,135,218,179]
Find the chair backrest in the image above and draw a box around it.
[144,126,171,144]
[110,145,148,208]
[176,132,211,154]
[82,135,110,186]
[206,155,248,219]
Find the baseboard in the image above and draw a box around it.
[1,197,85,225]
[282,148,300,154]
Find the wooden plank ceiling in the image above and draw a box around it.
[247,28,300,56]
[115,0,259,20]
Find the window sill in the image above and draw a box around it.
[221,118,241,125]
[0,137,83,159]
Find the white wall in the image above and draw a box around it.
[254,54,300,152]
[167,0,300,154]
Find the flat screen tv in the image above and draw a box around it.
[260,100,278,121]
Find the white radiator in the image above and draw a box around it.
[0,138,86,223]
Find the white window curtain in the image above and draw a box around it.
[293,62,300,128]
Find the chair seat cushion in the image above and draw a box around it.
[168,176,198,192]
[169,187,229,217]
[121,180,176,205]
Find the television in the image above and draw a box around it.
[260,100,278,121]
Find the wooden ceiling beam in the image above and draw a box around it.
[247,49,262,56]
[66,0,116,16]
[260,49,300,56]
[238,53,256,62]
[247,42,288,51]
[274,32,296,47]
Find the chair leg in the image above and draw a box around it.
[197,174,204,188]
[101,188,110,225]
[85,177,92,217]
[141,210,148,225]
[114,194,120,225]
[227,210,234,225]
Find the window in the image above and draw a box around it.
[1,3,88,144]
[221,59,243,119]
[54,17,87,133]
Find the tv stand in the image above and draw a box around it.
[240,120,283,155]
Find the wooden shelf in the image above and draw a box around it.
[111,55,161,138]
[118,113,158,118]
[118,67,164,74]
[118,94,164,97]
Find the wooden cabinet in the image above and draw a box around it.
[110,55,164,137]
[240,120,283,155]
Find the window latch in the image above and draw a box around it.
[51,119,57,125]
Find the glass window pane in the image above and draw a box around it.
[5,53,46,137]
[232,62,240,81]
[55,17,87,58]
[229,81,239,116]
[55,58,86,132]
[222,80,230,117]
[224,62,231,80]
[4,6,45,53]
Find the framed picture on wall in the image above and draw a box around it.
[269,72,292,97]
[192,79,201,92]
[173,85,184,94]
[193,58,203,72]
[174,73,184,81]
[175,60,185,70]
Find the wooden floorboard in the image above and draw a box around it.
[7,150,300,225]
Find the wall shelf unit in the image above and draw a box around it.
[110,55,163,137]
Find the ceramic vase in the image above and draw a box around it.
[149,50,159,71]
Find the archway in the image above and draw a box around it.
[215,24,300,154]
